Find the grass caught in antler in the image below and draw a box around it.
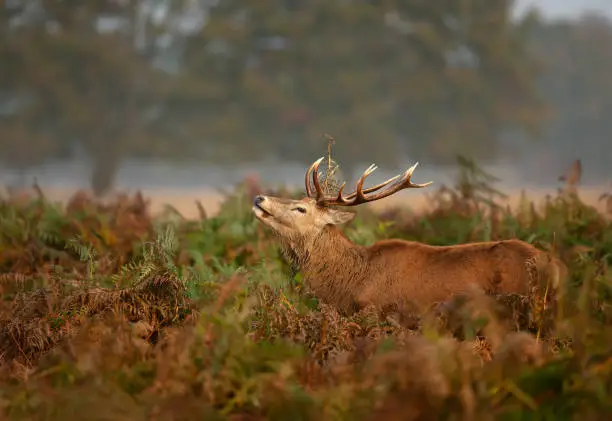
[306,133,344,197]
[0,162,611,420]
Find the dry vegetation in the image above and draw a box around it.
[1,159,612,421]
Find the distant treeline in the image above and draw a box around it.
[1,1,611,193]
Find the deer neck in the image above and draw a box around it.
[281,225,368,313]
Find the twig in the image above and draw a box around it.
[536,231,555,342]
[324,134,336,193]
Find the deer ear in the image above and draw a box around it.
[325,209,356,225]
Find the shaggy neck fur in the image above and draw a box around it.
[278,225,369,315]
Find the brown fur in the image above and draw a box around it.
[253,195,567,318]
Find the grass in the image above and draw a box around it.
[0,159,612,421]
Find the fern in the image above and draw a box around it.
[155,223,179,258]
[209,255,246,278]
[455,154,508,209]
[110,223,183,288]
[37,203,69,247]
[0,208,28,245]
[65,236,98,281]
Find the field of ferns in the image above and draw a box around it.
[1,160,612,421]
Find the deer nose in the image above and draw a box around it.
[253,195,265,206]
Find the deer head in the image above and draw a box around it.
[252,157,433,249]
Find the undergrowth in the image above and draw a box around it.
[0,158,611,421]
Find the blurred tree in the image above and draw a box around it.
[384,0,550,164]
[1,0,552,190]
[0,0,163,195]
[529,13,612,179]
[172,0,549,170]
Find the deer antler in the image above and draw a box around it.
[305,157,433,206]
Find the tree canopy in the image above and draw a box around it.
[3,0,602,192]
[528,13,612,180]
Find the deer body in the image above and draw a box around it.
[278,223,547,316]
[253,157,564,318]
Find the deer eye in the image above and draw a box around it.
[292,207,307,214]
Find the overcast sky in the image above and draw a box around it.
[515,0,612,19]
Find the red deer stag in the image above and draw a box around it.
[252,157,566,319]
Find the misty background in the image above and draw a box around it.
[2,0,612,206]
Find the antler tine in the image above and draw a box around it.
[305,157,325,199]
[319,163,381,206]
[353,163,377,203]
[311,157,327,199]
[318,161,432,207]
[342,173,401,200]
[316,164,400,204]
[362,162,432,201]
[402,162,434,189]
